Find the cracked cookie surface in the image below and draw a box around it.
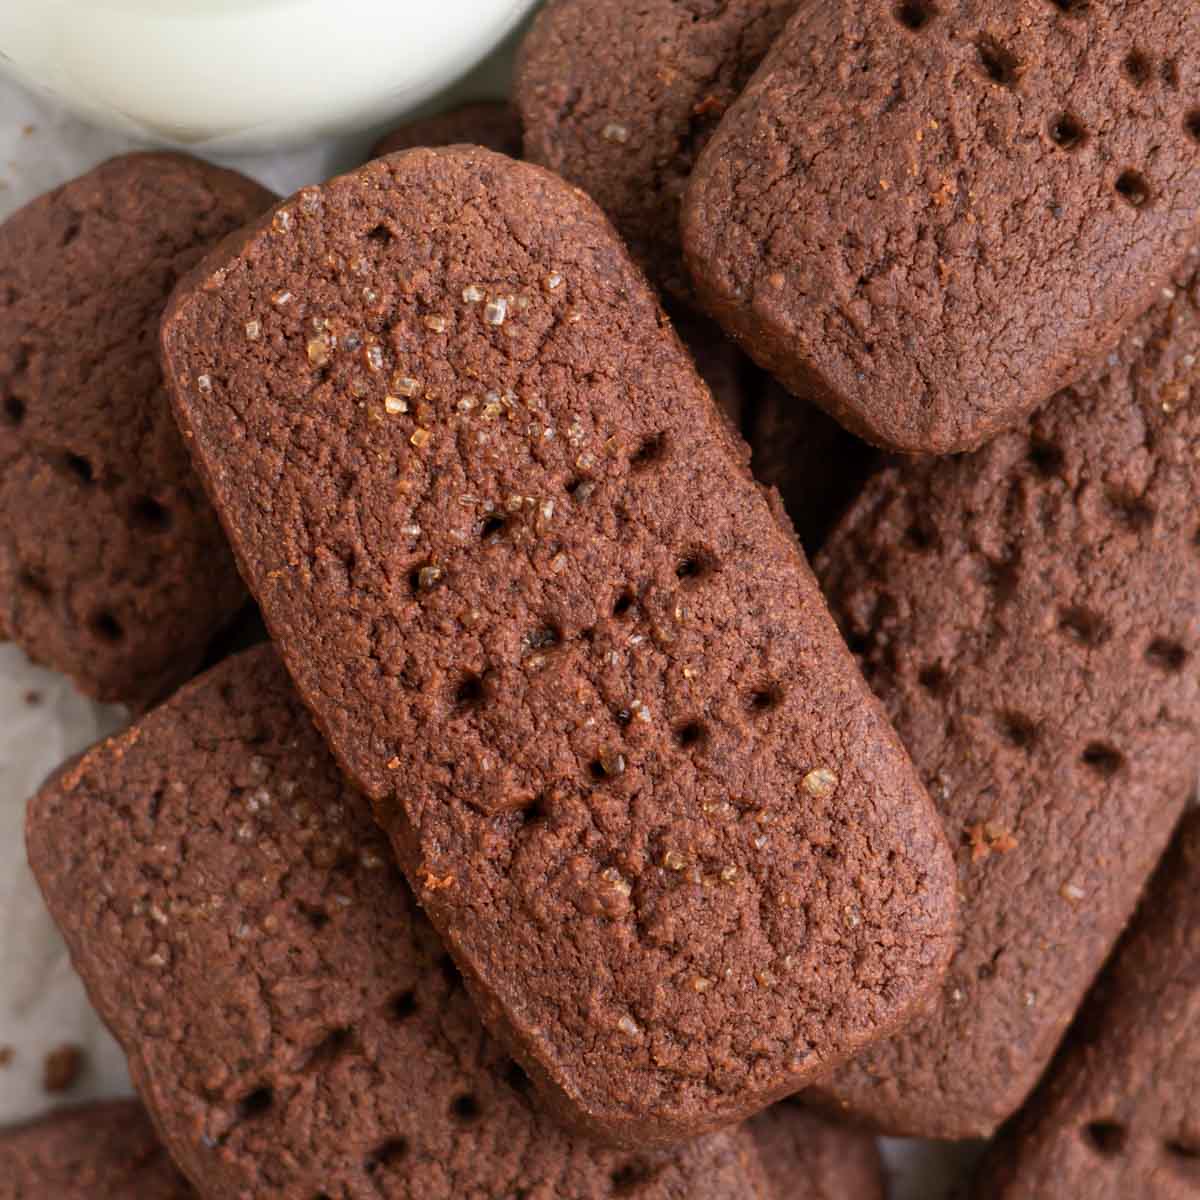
[161,147,956,1146]
[684,0,1200,452]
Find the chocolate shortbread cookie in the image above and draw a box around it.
[684,1,1200,453]
[974,809,1200,1200]
[160,148,956,1146]
[0,1101,194,1199]
[750,1101,884,1200]
[518,0,798,300]
[0,153,272,706]
[372,101,523,162]
[810,244,1200,1138]
[750,381,877,555]
[28,647,772,1200]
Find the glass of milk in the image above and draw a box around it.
[0,0,538,153]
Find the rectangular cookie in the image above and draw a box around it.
[810,244,1200,1137]
[0,1101,194,1199]
[684,1,1200,452]
[27,646,771,1200]
[974,808,1200,1200]
[0,153,273,706]
[159,147,957,1146]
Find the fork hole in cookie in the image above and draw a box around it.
[1123,50,1153,87]
[59,452,94,486]
[296,901,330,930]
[1081,742,1124,777]
[612,588,636,618]
[894,0,937,31]
[236,1087,274,1122]
[612,1161,657,1194]
[1028,436,1065,477]
[479,514,507,542]
[2,394,25,426]
[1115,170,1152,209]
[674,720,708,750]
[1084,1121,1128,1157]
[998,711,1039,751]
[630,431,668,470]
[130,495,173,533]
[1047,0,1089,14]
[748,686,782,714]
[450,1093,482,1124]
[88,610,124,644]
[1186,110,1200,143]
[526,624,562,653]
[1049,113,1087,151]
[364,1137,409,1173]
[366,223,394,246]
[918,664,949,695]
[1145,638,1188,673]
[675,549,716,586]
[975,36,1021,88]
[388,990,417,1022]
[1059,606,1108,647]
[453,672,487,711]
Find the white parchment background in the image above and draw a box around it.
[0,45,980,1199]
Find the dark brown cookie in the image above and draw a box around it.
[750,1100,884,1200]
[160,147,957,1146]
[974,809,1200,1200]
[518,0,798,301]
[809,243,1200,1138]
[684,2,1200,453]
[0,1101,194,1199]
[27,647,772,1200]
[750,380,878,556]
[0,153,272,706]
[371,101,523,161]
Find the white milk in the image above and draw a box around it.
[0,0,537,152]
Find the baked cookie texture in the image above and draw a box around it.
[0,153,272,706]
[0,1100,194,1199]
[518,0,798,301]
[160,147,957,1146]
[972,808,1200,1200]
[372,102,523,162]
[683,0,1200,453]
[812,243,1200,1138]
[27,647,772,1200]
[749,1100,884,1200]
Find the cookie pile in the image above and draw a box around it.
[4,3,1199,1197]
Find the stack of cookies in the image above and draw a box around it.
[3,3,1199,1197]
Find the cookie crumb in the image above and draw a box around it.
[43,1044,84,1092]
[0,1045,13,1067]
